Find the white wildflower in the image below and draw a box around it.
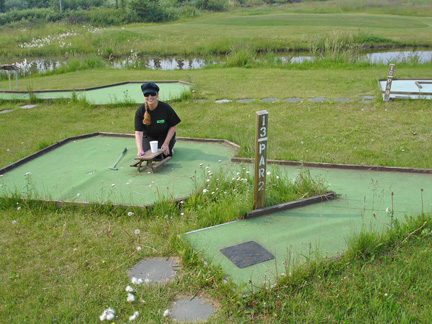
[128,211,135,216]
[386,208,390,214]
[136,246,142,251]
[17,207,21,211]
[127,292,135,302]
[25,172,32,176]
[180,212,184,216]
[163,309,171,317]
[77,193,80,197]
[134,229,140,235]
[12,220,17,224]
[203,189,208,194]
[131,277,138,285]
[129,310,139,321]
[126,285,134,292]
[111,184,115,187]
[99,307,115,321]
[267,171,271,175]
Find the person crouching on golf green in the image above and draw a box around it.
[134,82,181,157]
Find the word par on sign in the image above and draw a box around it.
[253,110,268,210]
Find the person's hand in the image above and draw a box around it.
[137,150,145,157]
[161,144,169,156]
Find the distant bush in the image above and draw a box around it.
[0,8,61,25]
[194,0,228,11]
[128,0,174,23]
[66,7,131,26]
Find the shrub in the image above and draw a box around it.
[128,0,172,22]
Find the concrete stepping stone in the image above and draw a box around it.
[261,97,279,102]
[237,99,254,103]
[333,98,352,102]
[169,296,216,322]
[308,97,328,102]
[359,95,374,99]
[20,104,38,109]
[283,98,302,102]
[0,109,13,114]
[215,99,232,103]
[128,257,179,284]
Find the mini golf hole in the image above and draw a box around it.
[169,295,217,322]
[128,257,180,284]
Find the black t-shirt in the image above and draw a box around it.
[134,101,181,138]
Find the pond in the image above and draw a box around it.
[4,49,432,77]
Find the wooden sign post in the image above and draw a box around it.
[383,63,395,102]
[253,110,268,210]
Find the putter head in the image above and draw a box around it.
[109,167,118,171]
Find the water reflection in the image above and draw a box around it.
[4,49,432,77]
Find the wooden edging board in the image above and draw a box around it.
[245,191,336,219]
[231,157,432,175]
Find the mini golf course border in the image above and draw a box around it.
[0,80,192,95]
[0,80,192,104]
[2,132,432,213]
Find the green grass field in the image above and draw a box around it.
[1,1,432,323]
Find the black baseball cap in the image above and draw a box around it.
[141,82,160,94]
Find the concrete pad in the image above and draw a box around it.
[215,99,232,103]
[283,98,302,102]
[128,257,179,284]
[237,99,254,103]
[333,98,352,102]
[20,104,37,109]
[359,95,374,99]
[308,97,328,102]
[169,296,216,322]
[0,109,13,114]
[261,97,279,102]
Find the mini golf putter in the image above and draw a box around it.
[109,147,127,170]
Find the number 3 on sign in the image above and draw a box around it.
[260,115,266,137]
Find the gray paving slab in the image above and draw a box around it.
[283,98,302,102]
[333,98,352,102]
[237,98,254,103]
[308,97,328,102]
[261,97,279,102]
[0,109,13,114]
[20,104,37,109]
[215,99,232,103]
[169,297,216,322]
[128,257,179,284]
